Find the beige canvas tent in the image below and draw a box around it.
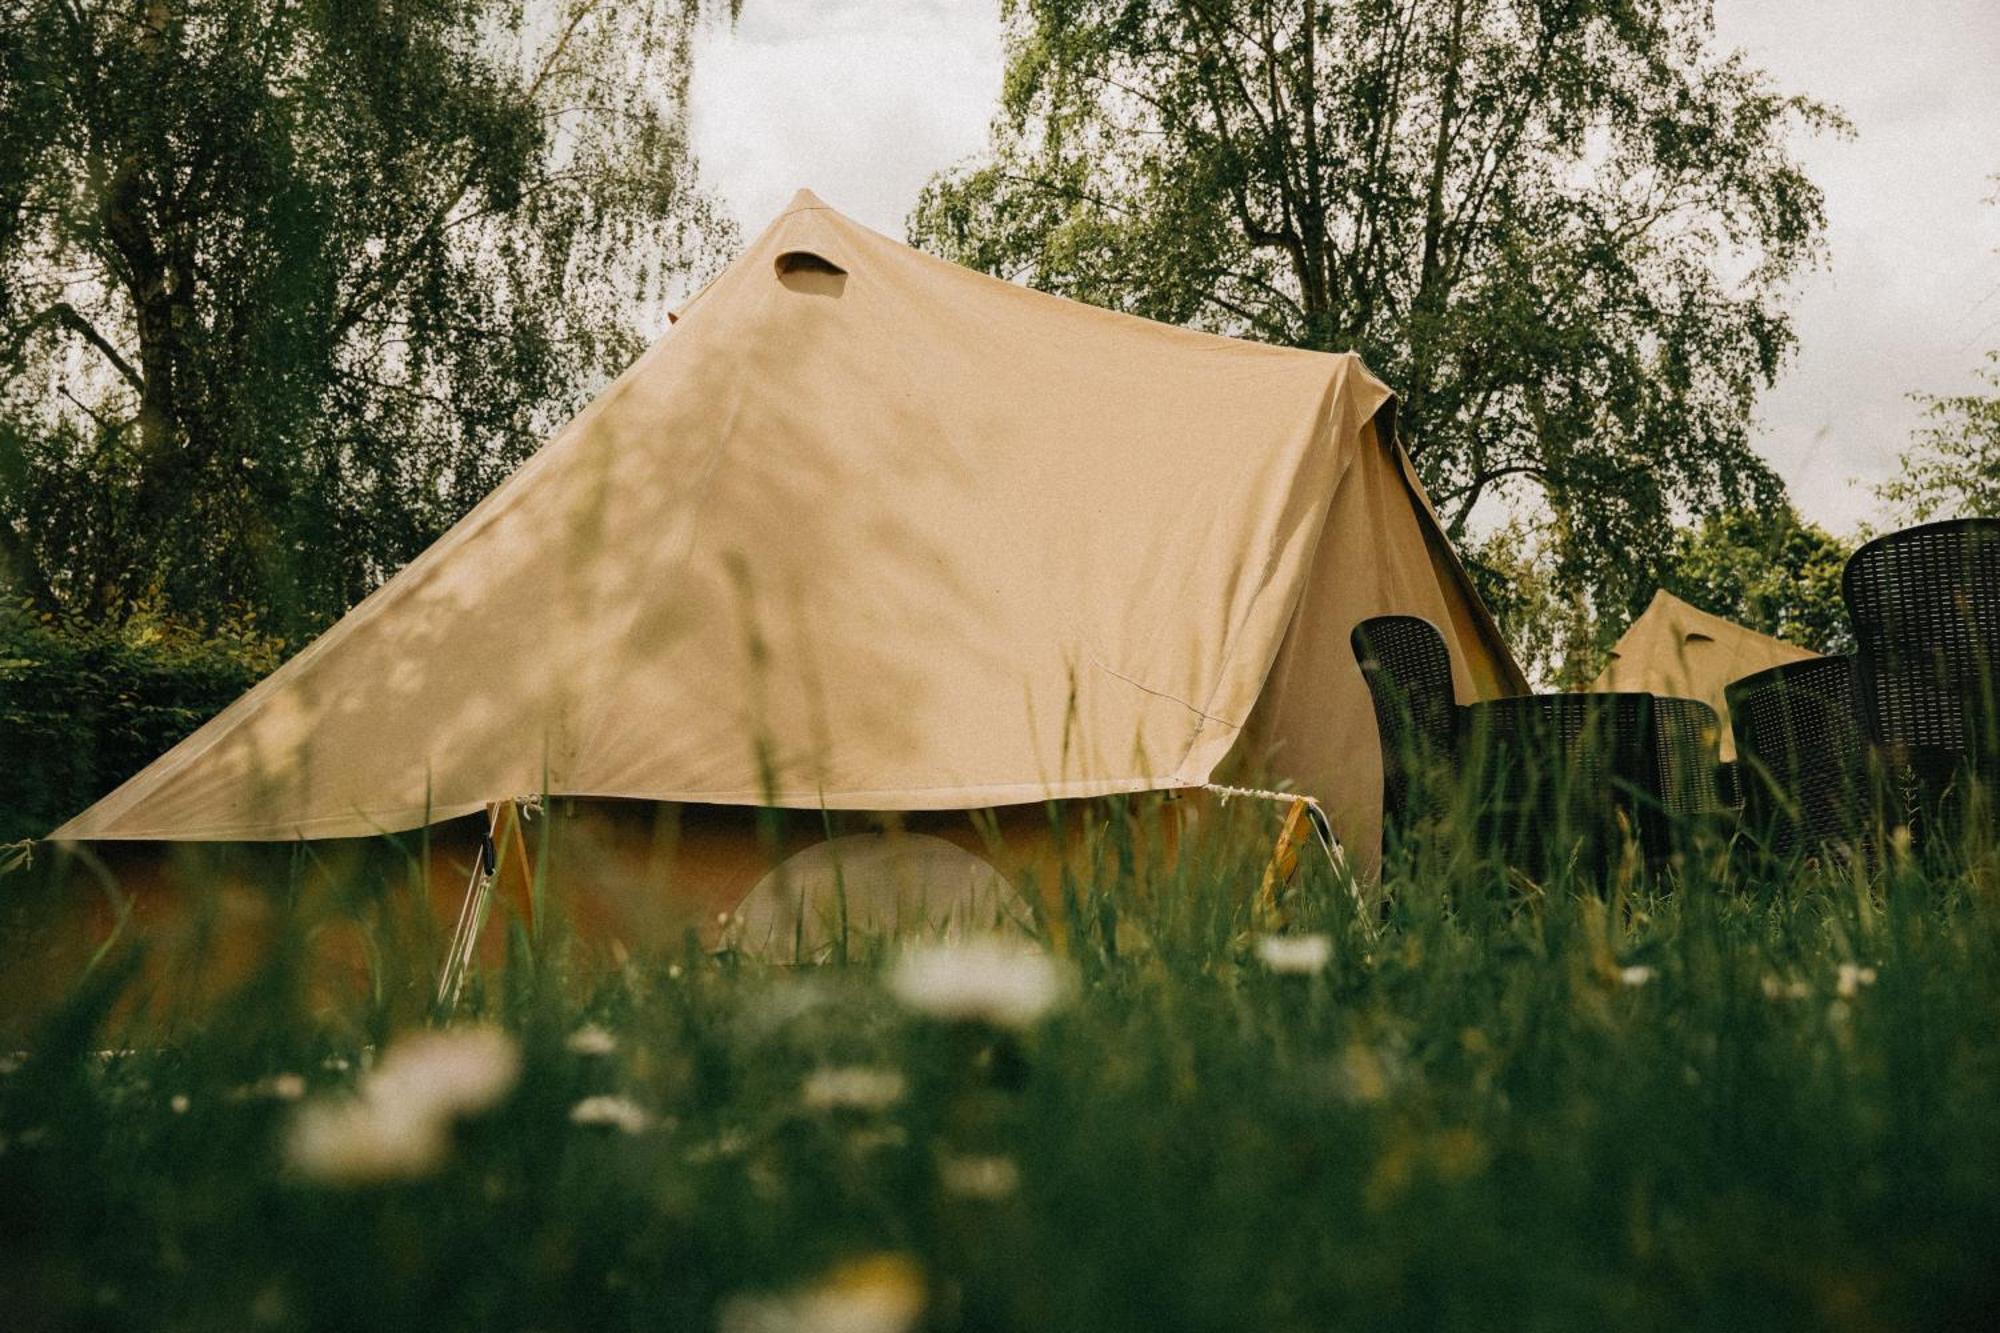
[49,189,1523,903]
[1591,590,1818,759]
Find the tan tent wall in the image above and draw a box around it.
[18,191,1528,1011]
[49,190,1520,867]
[1231,413,1525,880]
[5,796,1199,1035]
[1590,590,1818,760]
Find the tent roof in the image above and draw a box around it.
[54,189,1521,843]
[1590,590,1818,760]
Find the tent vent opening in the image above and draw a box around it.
[776,249,847,276]
[775,249,847,300]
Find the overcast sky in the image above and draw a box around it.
[688,0,2000,536]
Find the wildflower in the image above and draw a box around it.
[1431,1127,1490,1180]
[231,1073,307,1103]
[287,1097,448,1186]
[1618,964,1656,988]
[365,1025,520,1121]
[718,1254,925,1333]
[1256,933,1332,975]
[565,1024,617,1057]
[1335,1044,1388,1104]
[1836,963,1878,998]
[170,1094,190,1115]
[938,1153,1020,1201]
[685,1129,749,1163]
[803,1067,906,1114]
[1762,975,1811,1001]
[569,1095,653,1135]
[285,1025,519,1188]
[846,1125,909,1154]
[889,938,1072,1029]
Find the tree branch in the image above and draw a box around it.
[7,302,146,395]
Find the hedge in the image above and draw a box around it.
[0,603,282,842]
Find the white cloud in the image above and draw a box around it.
[688,1,1003,238]
[1714,0,2000,530]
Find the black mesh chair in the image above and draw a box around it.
[1351,615,1461,837]
[1726,656,1873,862]
[1842,519,2000,822]
[1651,697,1727,818]
[1649,696,1732,859]
[1458,692,1659,881]
[1716,760,1745,812]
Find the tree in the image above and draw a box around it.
[1877,352,2000,523]
[1467,502,1850,687]
[1655,505,1851,654]
[911,0,1841,623]
[1460,517,1595,688]
[0,0,735,637]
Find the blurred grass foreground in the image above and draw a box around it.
[4,799,2000,1331]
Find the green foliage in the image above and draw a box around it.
[1462,517,1596,688]
[1878,352,2000,523]
[1657,506,1853,655]
[1468,503,1851,686]
[0,0,734,638]
[0,600,281,840]
[911,0,1843,621]
[5,818,2000,1327]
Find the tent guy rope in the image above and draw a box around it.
[1197,782,1374,933]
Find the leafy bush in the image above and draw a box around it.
[0,602,281,841]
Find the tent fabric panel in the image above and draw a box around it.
[1228,412,1522,880]
[1590,590,1818,760]
[51,191,1521,844]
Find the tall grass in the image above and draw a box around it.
[4,797,2000,1330]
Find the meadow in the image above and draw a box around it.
[4,803,2000,1332]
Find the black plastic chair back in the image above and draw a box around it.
[1651,697,1726,819]
[1351,615,1460,832]
[1459,692,1657,882]
[1716,760,1745,812]
[1726,656,1872,861]
[1842,518,2000,767]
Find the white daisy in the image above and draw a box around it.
[1256,933,1333,975]
[365,1025,520,1121]
[564,1024,618,1057]
[286,1098,447,1186]
[569,1095,653,1135]
[938,1153,1021,1201]
[284,1025,519,1188]
[1762,976,1811,1001]
[803,1067,906,1114]
[888,938,1072,1029]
